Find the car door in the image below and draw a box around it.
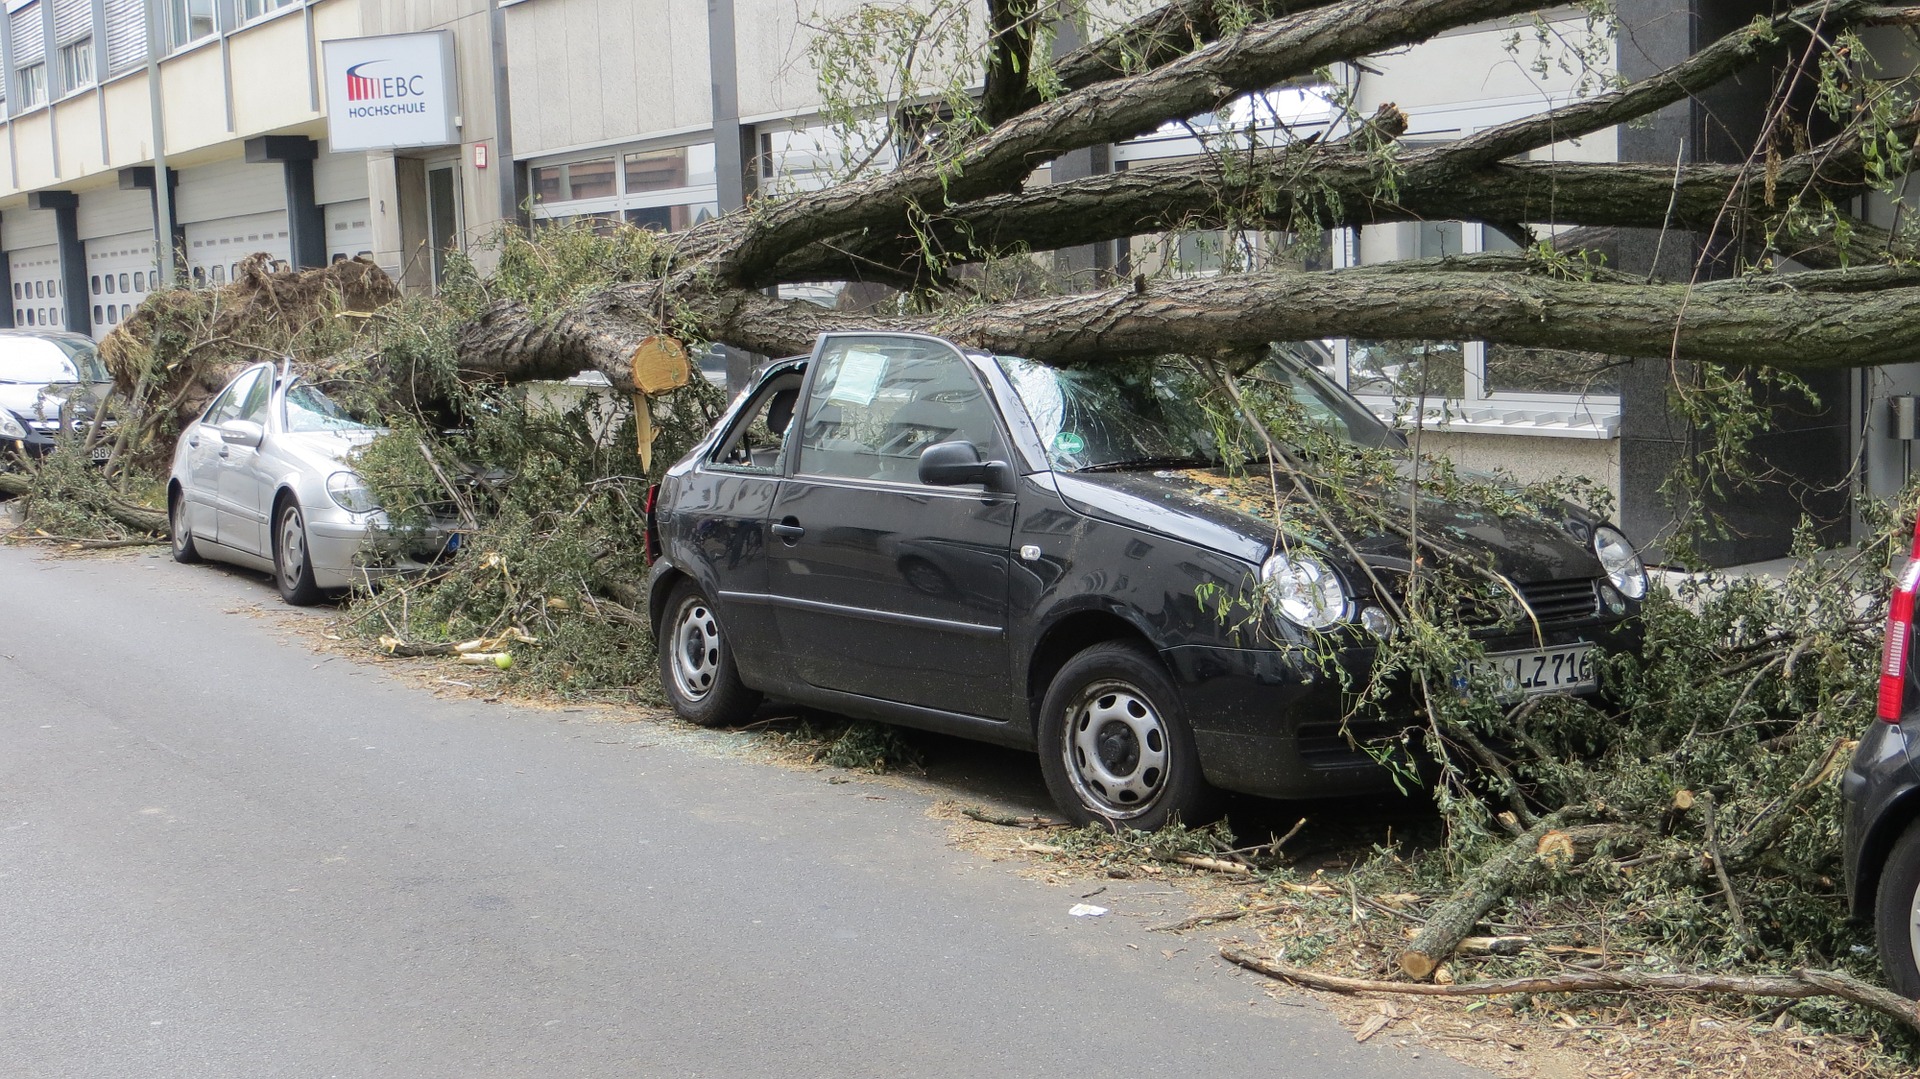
[181,367,261,544]
[674,365,806,688]
[214,367,274,555]
[767,334,1017,718]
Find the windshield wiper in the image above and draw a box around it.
[1075,455,1213,473]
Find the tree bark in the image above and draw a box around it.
[1221,948,1920,1037]
[1399,812,1569,980]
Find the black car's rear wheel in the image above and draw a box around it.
[273,500,324,606]
[1875,819,1920,998]
[659,581,761,727]
[1038,642,1217,830]
[169,488,201,564]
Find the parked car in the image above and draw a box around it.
[1843,536,1920,998]
[0,329,113,460]
[167,360,453,605]
[644,332,1646,827]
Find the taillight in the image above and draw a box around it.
[1879,557,1920,721]
[643,484,661,564]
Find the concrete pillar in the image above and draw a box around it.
[119,166,182,278]
[244,135,325,270]
[27,191,87,334]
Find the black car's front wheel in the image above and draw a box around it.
[1038,642,1218,831]
[1875,819,1920,998]
[273,500,324,606]
[658,581,762,728]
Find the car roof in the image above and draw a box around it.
[0,328,97,348]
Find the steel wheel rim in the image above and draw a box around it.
[170,497,188,555]
[1063,678,1170,819]
[278,507,306,589]
[669,597,723,704]
[1909,877,1920,977]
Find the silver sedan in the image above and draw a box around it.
[166,361,453,604]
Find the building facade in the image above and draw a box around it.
[0,0,1894,561]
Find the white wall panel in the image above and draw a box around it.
[3,209,59,250]
[174,158,286,224]
[314,147,370,207]
[77,185,152,240]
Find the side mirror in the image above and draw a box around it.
[219,419,265,449]
[919,440,1012,489]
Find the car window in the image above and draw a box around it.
[283,379,373,433]
[0,337,84,384]
[711,370,803,473]
[795,337,1004,483]
[236,370,273,424]
[205,368,263,425]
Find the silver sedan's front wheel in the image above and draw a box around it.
[656,581,761,727]
[273,501,323,606]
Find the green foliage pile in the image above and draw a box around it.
[337,223,726,699]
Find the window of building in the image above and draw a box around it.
[169,0,215,47]
[57,38,91,93]
[16,63,47,108]
[531,142,719,237]
[242,0,297,19]
[1321,220,1621,432]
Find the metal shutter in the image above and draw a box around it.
[52,0,88,45]
[104,0,145,74]
[12,2,45,67]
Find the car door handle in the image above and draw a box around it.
[187,436,199,448]
[771,518,806,541]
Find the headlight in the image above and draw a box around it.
[326,471,379,513]
[1260,550,1348,630]
[1592,525,1647,600]
[0,410,23,439]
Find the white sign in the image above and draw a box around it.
[322,32,458,152]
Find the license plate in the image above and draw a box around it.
[1470,644,1597,699]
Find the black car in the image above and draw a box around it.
[644,332,1646,827]
[1843,551,1920,998]
[0,329,112,460]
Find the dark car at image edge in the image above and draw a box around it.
[1843,526,1920,999]
[644,332,1648,828]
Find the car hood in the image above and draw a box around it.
[270,428,383,474]
[0,381,102,420]
[1051,466,1603,583]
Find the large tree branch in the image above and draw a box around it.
[456,260,1920,383]
[1047,0,1342,99]
[1450,0,1878,166]
[982,0,1044,127]
[755,134,1892,288]
[697,0,1560,284]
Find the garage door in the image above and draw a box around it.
[184,210,291,287]
[84,233,159,341]
[324,200,372,264]
[9,246,64,330]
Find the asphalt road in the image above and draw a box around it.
[0,541,1481,1078]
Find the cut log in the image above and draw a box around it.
[1399,812,1570,980]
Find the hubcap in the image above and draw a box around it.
[278,508,306,588]
[1063,679,1169,819]
[669,598,723,703]
[1909,877,1920,976]
[170,498,188,553]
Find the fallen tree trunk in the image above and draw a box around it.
[1221,947,1920,1039]
[1399,812,1570,980]
[0,472,167,535]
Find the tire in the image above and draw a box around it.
[1875,818,1920,999]
[657,581,761,727]
[272,499,324,606]
[169,488,202,564]
[1037,641,1219,831]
